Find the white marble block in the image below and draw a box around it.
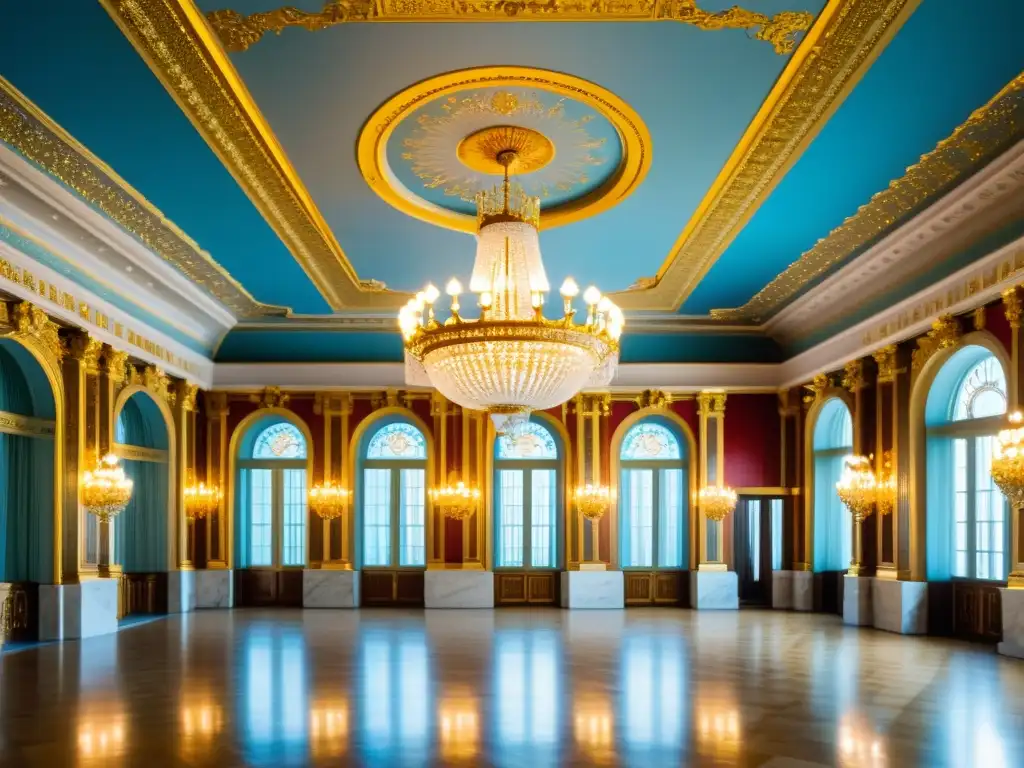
[998,588,1024,660]
[303,569,359,608]
[425,570,494,608]
[843,575,873,626]
[872,578,928,635]
[39,580,118,641]
[772,570,794,609]
[195,569,234,609]
[690,570,739,610]
[167,570,197,614]
[793,570,814,612]
[560,570,625,609]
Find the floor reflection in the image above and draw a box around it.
[1,609,1023,767]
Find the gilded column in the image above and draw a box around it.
[1004,288,1024,587]
[175,382,198,569]
[891,344,913,581]
[97,347,127,578]
[697,391,728,570]
[205,392,230,568]
[874,345,898,577]
[777,389,799,569]
[62,332,101,582]
[339,393,354,567]
[842,359,870,576]
[430,391,447,567]
[569,395,585,569]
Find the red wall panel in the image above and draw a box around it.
[724,394,780,488]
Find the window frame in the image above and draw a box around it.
[359,421,429,570]
[493,421,563,570]
[618,419,688,571]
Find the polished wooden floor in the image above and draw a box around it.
[1,609,1022,767]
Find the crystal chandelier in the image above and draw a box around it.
[183,478,221,521]
[698,485,737,522]
[876,451,896,515]
[308,482,351,521]
[82,453,134,521]
[430,475,481,521]
[992,411,1024,507]
[400,146,622,434]
[575,484,612,520]
[836,455,878,522]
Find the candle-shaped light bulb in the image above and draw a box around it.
[479,291,493,309]
[424,283,440,304]
[531,291,542,309]
[446,278,462,297]
[597,296,612,313]
[583,286,601,306]
[414,292,425,310]
[560,278,579,298]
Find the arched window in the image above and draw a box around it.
[361,421,427,567]
[812,398,853,572]
[619,419,687,569]
[926,347,1008,580]
[494,420,562,568]
[237,419,308,568]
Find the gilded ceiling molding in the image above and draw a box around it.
[206,1,814,55]
[713,70,1024,323]
[99,0,398,311]
[615,0,921,313]
[0,76,285,320]
[357,68,651,233]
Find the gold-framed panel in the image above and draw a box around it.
[0,410,56,438]
[357,67,651,234]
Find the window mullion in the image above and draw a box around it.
[273,468,283,569]
[652,469,661,570]
[390,468,400,568]
[967,438,977,579]
[523,469,533,569]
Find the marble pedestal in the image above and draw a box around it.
[772,570,794,609]
[997,588,1024,660]
[793,571,814,611]
[167,570,197,614]
[39,580,118,641]
[872,578,927,634]
[195,570,234,609]
[425,570,494,608]
[843,575,873,626]
[690,570,739,610]
[303,570,359,608]
[560,570,624,609]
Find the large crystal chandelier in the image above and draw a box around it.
[992,411,1024,507]
[400,143,622,433]
[82,453,134,521]
[836,455,878,522]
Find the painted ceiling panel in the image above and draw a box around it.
[219,18,821,293]
[684,0,1024,315]
[0,0,331,313]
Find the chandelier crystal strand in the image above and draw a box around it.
[308,482,351,521]
[401,146,621,433]
[81,453,134,522]
[183,477,222,521]
[698,485,737,522]
[430,475,481,521]
[575,484,612,520]
[992,411,1024,508]
[836,455,879,523]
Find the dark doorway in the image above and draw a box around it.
[734,497,783,606]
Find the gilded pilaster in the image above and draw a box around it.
[842,359,871,576]
[205,392,230,568]
[62,332,100,582]
[96,347,127,577]
[175,382,198,568]
[873,344,898,575]
[429,391,447,567]
[697,391,727,570]
[313,393,351,568]
[1003,287,1024,587]
[891,344,913,581]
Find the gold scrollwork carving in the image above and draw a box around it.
[67,332,104,376]
[911,315,961,374]
[713,70,1024,322]
[841,359,867,393]
[252,386,290,410]
[104,347,130,384]
[207,1,813,55]
[635,389,673,410]
[0,300,65,363]
[130,365,177,407]
[873,344,898,384]
[1003,286,1022,330]
[178,382,200,412]
[802,373,831,404]
[0,76,286,319]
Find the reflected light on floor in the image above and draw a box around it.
[838,714,887,768]
[310,700,349,758]
[438,689,479,761]
[77,715,126,763]
[573,692,613,764]
[696,694,741,761]
[180,702,223,739]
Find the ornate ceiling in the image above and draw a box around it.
[0,0,1021,365]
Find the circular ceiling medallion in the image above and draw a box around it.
[456,125,556,176]
[357,66,652,232]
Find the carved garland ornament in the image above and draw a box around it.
[0,300,65,364]
[206,1,814,55]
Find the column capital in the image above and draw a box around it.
[842,359,868,393]
[1003,286,1022,329]
[873,344,899,384]
[66,331,103,375]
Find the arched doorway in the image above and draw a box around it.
[114,391,172,616]
[0,339,58,640]
[811,397,853,614]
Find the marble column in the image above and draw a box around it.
[195,569,234,609]
[303,569,359,608]
[998,588,1024,660]
[425,571,494,608]
[561,571,624,609]
[872,578,927,635]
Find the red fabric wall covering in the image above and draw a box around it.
[724,394,781,488]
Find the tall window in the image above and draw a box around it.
[927,349,1008,580]
[494,420,561,568]
[238,420,308,568]
[619,420,687,569]
[812,398,853,572]
[361,421,428,568]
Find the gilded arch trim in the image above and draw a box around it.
[802,388,854,572]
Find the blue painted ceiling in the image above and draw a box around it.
[0,0,1021,366]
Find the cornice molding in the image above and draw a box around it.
[765,139,1024,344]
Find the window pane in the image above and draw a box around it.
[953,355,1007,421]
[749,500,761,582]
[531,470,557,568]
[621,423,681,461]
[497,421,558,460]
[282,469,306,566]
[625,470,654,567]
[658,469,683,568]
[770,499,783,571]
[249,469,273,566]
[973,434,1006,581]
[497,470,524,567]
[253,422,307,459]
[363,468,391,566]
[399,469,426,566]
[366,422,427,460]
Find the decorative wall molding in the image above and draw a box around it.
[766,139,1024,344]
[112,442,169,463]
[0,409,55,438]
